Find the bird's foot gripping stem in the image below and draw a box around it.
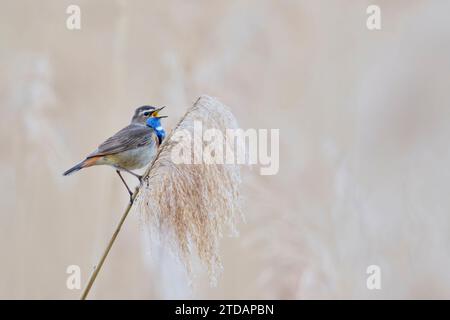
[116,170,134,204]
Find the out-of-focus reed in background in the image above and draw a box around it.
[1,0,450,299]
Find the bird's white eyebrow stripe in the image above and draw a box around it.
[139,109,154,115]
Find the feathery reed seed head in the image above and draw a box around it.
[135,95,243,284]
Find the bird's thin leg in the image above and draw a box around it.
[116,170,133,203]
[118,167,143,181]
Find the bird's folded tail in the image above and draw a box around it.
[63,157,100,176]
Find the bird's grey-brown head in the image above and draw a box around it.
[131,105,165,124]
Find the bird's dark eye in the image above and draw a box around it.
[143,112,150,117]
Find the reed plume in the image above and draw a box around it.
[135,95,242,284]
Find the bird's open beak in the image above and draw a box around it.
[151,106,166,117]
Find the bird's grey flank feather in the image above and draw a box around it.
[87,124,156,158]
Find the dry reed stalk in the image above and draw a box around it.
[81,95,242,299]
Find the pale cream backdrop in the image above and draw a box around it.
[1,0,450,299]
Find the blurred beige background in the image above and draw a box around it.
[1,0,450,299]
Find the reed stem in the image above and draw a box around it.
[79,97,195,299]
[80,96,226,299]
[80,190,137,300]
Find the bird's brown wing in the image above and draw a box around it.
[87,124,155,158]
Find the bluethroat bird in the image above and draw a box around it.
[63,105,167,202]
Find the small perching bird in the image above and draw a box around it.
[63,105,167,202]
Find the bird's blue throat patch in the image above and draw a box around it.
[146,117,166,145]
